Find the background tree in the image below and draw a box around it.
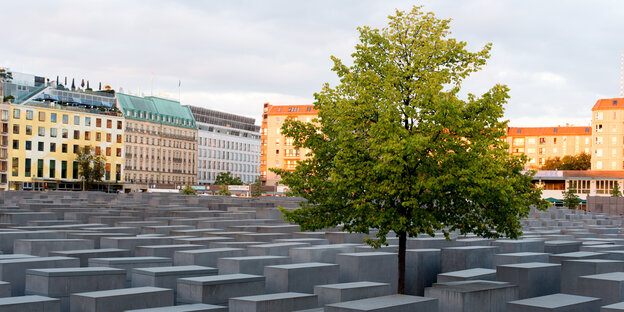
[75,146,106,190]
[216,184,232,196]
[541,152,591,170]
[562,181,581,209]
[251,178,264,197]
[214,171,243,186]
[180,184,197,195]
[612,181,622,197]
[0,68,13,103]
[273,6,546,294]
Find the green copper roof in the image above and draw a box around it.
[117,93,196,129]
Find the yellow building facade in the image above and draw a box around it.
[591,98,624,170]
[8,103,124,190]
[506,126,593,169]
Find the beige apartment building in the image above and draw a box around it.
[0,103,9,190]
[506,126,593,169]
[117,93,197,189]
[260,102,317,186]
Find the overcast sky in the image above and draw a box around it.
[2,0,622,127]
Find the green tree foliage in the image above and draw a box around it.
[216,184,232,196]
[612,181,622,197]
[75,146,106,190]
[181,184,197,195]
[214,171,243,185]
[541,152,591,170]
[563,181,581,209]
[251,178,264,197]
[272,6,547,294]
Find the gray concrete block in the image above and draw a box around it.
[0,295,60,312]
[289,244,360,263]
[218,256,290,275]
[14,239,94,257]
[229,292,317,312]
[602,302,624,311]
[425,280,518,312]
[131,265,217,294]
[544,240,582,254]
[507,293,601,312]
[177,274,265,305]
[314,281,393,306]
[135,244,203,258]
[493,252,550,266]
[549,251,608,264]
[49,248,130,267]
[324,295,438,312]
[265,262,339,293]
[405,249,440,296]
[70,286,173,312]
[173,248,246,267]
[577,272,624,305]
[491,239,545,253]
[496,262,561,299]
[125,304,227,311]
[440,246,499,272]
[247,243,310,256]
[0,256,80,296]
[437,268,496,283]
[561,259,624,295]
[335,252,397,290]
[88,257,171,285]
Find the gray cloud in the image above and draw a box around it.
[1,0,622,126]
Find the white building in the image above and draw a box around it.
[190,106,261,185]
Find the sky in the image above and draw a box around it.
[1,0,623,127]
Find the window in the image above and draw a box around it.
[539,137,546,144]
[62,129,68,138]
[62,114,68,124]
[0,110,7,121]
[25,159,31,177]
[512,138,524,145]
[50,143,56,153]
[85,117,91,126]
[49,160,55,178]
[596,149,603,157]
[106,133,111,142]
[596,136,603,145]
[50,128,57,137]
[73,145,79,153]
[596,112,604,120]
[26,125,32,135]
[106,147,111,156]
[116,134,122,143]
[12,158,18,177]
[12,140,18,150]
[116,148,122,157]
[38,127,45,136]
[38,142,44,151]
[553,138,557,144]
[74,116,80,125]
[596,124,603,132]
[12,125,19,134]
[26,110,33,120]
[96,118,102,127]
[106,120,112,128]
[37,159,43,178]
[62,144,67,153]
[51,113,57,123]
[25,141,31,150]
[95,147,101,155]
[73,130,80,139]
[72,161,78,179]
[13,109,20,119]
[96,132,101,141]
[117,121,122,129]
[61,161,67,179]
[85,131,91,140]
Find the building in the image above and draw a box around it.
[260,102,317,186]
[2,73,125,191]
[0,103,9,190]
[189,106,260,185]
[506,126,592,169]
[117,93,197,189]
[590,98,624,170]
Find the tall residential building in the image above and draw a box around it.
[0,103,10,190]
[190,106,261,185]
[117,93,197,188]
[591,98,624,170]
[260,102,317,186]
[506,126,593,169]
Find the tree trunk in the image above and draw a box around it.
[398,230,406,294]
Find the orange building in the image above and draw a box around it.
[260,102,317,186]
[506,126,592,169]
[591,98,624,170]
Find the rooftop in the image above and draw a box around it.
[507,126,591,136]
[264,103,317,116]
[117,93,196,129]
[592,98,624,111]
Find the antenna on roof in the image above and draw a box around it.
[620,51,624,97]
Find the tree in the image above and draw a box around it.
[75,146,106,190]
[216,184,232,196]
[251,178,264,197]
[612,181,622,197]
[181,184,197,195]
[272,6,547,294]
[541,152,591,170]
[0,68,12,103]
[214,171,243,185]
[562,181,581,209]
